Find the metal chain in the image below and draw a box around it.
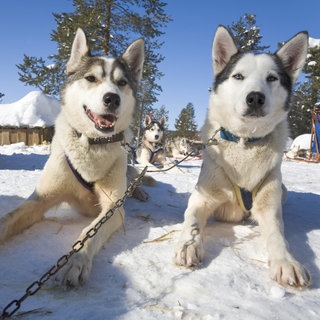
[146,150,197,173]
[205,127,223,147]
[0,166,148,320]
[146,128,223,173]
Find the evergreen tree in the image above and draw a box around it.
[152,105,169,129]
[16,0,171,107]
[0,92,4,103]
[174,103,197,139]
[227,13,269,53]
[289,41,320,138]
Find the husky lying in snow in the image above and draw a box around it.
[174,26,311,288]
[165,137,193,158]
[136,115,172,169]
[0,28,145,287]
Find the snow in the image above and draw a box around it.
[290,134,311,151]
[0,143,319,320]
[0,91,60,127]
[309,37,320,48]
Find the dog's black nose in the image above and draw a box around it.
[246,91,265,109]
[155,135,159,140]
[103,93,120,111]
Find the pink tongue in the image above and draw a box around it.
[91,112,116,128]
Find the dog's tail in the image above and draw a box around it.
[127,164,156,187]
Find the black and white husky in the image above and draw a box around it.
[174,26,311,288]
[136,115,171,169]
[0,29,144,287]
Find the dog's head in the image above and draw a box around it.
[61,28,144,138]
[209,26,308,138]
[144,115,166,143]
[178,137,192,155]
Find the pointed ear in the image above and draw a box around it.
[160,116,166,127]
[122,38,145,83]
[66,28,90,74]
[144,115,151,127]
[276,31,309,82]
[212,25,238,76]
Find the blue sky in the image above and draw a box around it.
[1,0,319,129]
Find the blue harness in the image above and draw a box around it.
[147,145,164,163]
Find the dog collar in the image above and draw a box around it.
[220,128,261,143]
[73,130,124,145]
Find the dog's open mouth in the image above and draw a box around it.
[84,106,117,132]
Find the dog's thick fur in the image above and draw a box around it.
[174,26,311,288]
[0,29,144,287]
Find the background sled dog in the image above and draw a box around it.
[174,26,311,288]
[136,115,171,169]
[0,28,144,287]
[165,137,193,158]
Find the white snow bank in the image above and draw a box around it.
[290,134,311,150]
[0,91,60,127]
[309,37,320,48]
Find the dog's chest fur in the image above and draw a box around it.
[203,121,287,191]
[54,113,126,183]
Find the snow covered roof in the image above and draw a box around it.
[309,37,320,48]
[0,91,60,127]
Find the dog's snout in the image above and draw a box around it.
[246,91,265,109]
[155,135,159,140]
[103,93,120,111]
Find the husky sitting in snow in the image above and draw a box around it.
[136,115,172,170]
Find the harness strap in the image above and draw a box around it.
[147,145,163,163]
[232,177,266,217]
[65,155,94,193]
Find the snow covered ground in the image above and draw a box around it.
[0,143,319,320]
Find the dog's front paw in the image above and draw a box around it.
[57,252,92,288]
[174,230,204,267]
[269,258,311,288]
[132,186,149,201]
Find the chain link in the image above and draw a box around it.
[0,166,147,320]
[205,127,223,147]
[145,127,223,173]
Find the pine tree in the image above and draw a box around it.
[0,92,4,103]
[174,103,197,139]
[227,13,269,53]
[16,0,170,105]
[289,41,320,138]
[152,105,169,129]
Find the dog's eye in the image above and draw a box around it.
[118,79,127,87]
[267,75,278,82]
[232,73,244,80]
[85,75,97,83]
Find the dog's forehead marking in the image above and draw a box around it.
[86,57,114,77]
[112,65,126,80]
[214,52,292,92]
[234,54,280,75]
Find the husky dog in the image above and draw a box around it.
[0,28,144,287]
[136,115,171,169]
[165,137,192,158]
[174,26,311,288]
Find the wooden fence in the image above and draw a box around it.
[0,127,54,146]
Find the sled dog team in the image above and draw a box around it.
[0,25,311,289]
